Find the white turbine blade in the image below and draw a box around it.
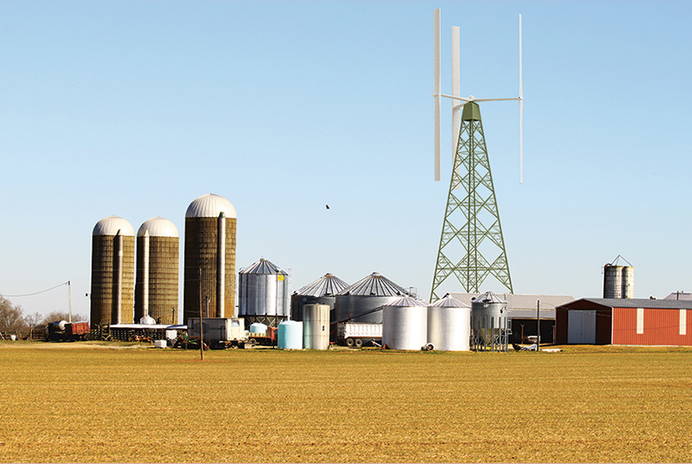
[472,97,520,102]
[518,13,524,184]
[451,26,461,159]
[433,8,442,181]
[440,94,470,102]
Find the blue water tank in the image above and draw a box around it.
[249,322,268,334]
[278,320,303,349]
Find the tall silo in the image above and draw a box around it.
[183,194,237,323]
[290,273,349,321]
[135,217,179,325]
[334,272,409,324]
[238,258,289,328]
[91,216,135,325]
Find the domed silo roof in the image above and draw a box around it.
[337,272,408,297]
[185,193,237,218]
[240,258,287,275]
[93,216,135,236]
[431,294,470,308]
[295,273,349,297]
[384,295,428,308]
[137,217,179,237]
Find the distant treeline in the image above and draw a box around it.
[0,296,86,339]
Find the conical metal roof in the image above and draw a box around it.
[473,291,506,304]
[431,294,470,308]
[384,295,427,308]
[295,273,349,297]
[240,258,287,275]
[337,272,408,297]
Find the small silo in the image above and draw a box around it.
[382,296,428,350]
[428,294,471,351]
[303,303,330,350]
[334,272,409,324]
[621,265,634,298]
[91,216,135,325]
[603,264,624,298]
[238,258,289,328]
[183,194,237,323]
[470,292,509,351]
[290,273,350,321]
[135,217,179,325]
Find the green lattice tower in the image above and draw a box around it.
[430,101,513,302]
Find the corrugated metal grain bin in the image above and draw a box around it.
[91,216,135,325]
[290,273,349,321]
[334,272,409,324]
[135,217,179,325]
[238,258,289,328]
[183,194,237,323]
[382,296,428,350]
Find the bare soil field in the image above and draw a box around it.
[0,343,689,462]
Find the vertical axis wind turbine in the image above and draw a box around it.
[430,8,524,301]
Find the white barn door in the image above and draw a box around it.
[568,310,596,344]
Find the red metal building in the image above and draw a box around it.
[555,298,692,346]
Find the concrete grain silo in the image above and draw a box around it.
[183,194,237,323]
[91,216,135,325]
[135,217,180,325]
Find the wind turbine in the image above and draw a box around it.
[430,8,524,301]
[433,9,524,183]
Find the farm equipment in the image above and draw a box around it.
[337,322,382,348]
[46,321,90,342]
[186,317,278,349]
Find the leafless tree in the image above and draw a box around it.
[0,296,28,338]
[42,312,87,324]
[25,312,45,340]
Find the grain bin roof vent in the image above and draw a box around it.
[92,216,135,236]
[185,193,237,218]
[337,272,409,297]
[240,258,287,275]
[295,273,350,297]
[137,217,179,237]
[431,294,470,308]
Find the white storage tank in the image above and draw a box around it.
[278,320,303,349]
[249,322,268,334]
[382,296,428,350]
[303,304,330,350]
[428,294,471,351]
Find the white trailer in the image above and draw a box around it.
[337,322,382,348]
[188,317,247,347]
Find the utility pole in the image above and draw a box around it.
[198,267,204,361]
[67,280,73,323]
[536,299,541,351]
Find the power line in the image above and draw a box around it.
[0,281,70,298]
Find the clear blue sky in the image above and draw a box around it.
[2,0,691,318]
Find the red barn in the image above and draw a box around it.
[555,298,692,346]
